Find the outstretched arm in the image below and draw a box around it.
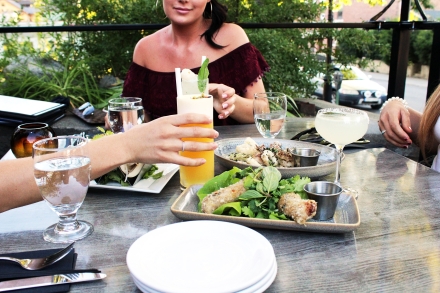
[0,114,218,213]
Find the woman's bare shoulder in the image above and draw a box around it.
[216,23,249,50]
[133,28,168,65]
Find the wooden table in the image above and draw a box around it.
[1,118,440,292]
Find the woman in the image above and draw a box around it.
[379,84,440,170]
[122,0,269,126]
[0,113,218,212]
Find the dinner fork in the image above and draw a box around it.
[0,242,74,270]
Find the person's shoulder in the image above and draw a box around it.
[133,27,169,65]
[134,30,161,51]
[216,23,249,49]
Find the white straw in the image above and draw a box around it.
[201,56,206,65]
[175,68,182,97]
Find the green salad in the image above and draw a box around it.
[197,166,310,220]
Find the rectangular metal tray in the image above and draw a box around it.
[171,185,360,233]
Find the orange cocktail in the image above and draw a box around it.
[177,94,214,189]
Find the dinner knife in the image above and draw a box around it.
[0,272,106,292]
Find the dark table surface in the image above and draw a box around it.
[1,113,440,292]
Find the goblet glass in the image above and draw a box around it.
[33,136,93,243]
[253,92,287,139]
[108,97,144,133]
[11,122,56,158]
[314,108,369,190]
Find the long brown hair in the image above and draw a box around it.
[201,0,228,49]
[418,84,440,161]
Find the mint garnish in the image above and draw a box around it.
[198,58,209,93]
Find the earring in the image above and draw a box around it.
[210,2,213,17]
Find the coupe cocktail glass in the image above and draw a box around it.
[315,108,369,189]
[253,92,287,139]
[33,136,93,243]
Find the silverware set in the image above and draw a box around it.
[0,242,107,290]
[0,242,74,270]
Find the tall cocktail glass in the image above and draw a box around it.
[33,136,93,243]
[315,108,369,192]
[253,92,287,139]
[177,94,214,189]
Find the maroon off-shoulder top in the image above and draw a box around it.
[122,42,270,126]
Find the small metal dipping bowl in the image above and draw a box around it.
[292,148,321,167]
[304,181,343,220]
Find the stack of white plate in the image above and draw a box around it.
[127,220,277,293]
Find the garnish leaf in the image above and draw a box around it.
[198,58,209,93]
[262,166,281,192]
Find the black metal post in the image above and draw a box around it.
[386,0,411,100]
[323,0,334,103]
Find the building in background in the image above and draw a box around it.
[0,0,35,23]
[336,0,440,22]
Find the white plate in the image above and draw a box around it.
[126,221,275,293]
[89,163,179,194]
[131,260,277,293]
[238,258,277,293]
[2,149,179,194]
[215,138,339,179]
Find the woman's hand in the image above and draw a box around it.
[123,113,219,166]
[378,100,413,148]
[209,83,236,119]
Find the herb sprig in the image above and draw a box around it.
[198,58,209,93]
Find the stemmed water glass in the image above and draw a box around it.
[253,92,287,139]
[33,136,93,243]
[108,97,144,133]
[314,108,369,192]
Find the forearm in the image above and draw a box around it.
[0,158,41,212]
[228,79,266,124]
[228,95,254,123]
[408,107,422,143]
[86,133,133,179]
[0,134,131,213]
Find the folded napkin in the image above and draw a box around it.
[291,127,384,149]
[0,248,100,293]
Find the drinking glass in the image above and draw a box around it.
[11,122,56,158]
[177,94,214,189]
[108,97,144,133]
[314,108,369,189]
[182,78,209,96]
[253,92,287,138]
[33,136,93,243]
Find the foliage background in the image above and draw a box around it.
[0,0,434,110]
